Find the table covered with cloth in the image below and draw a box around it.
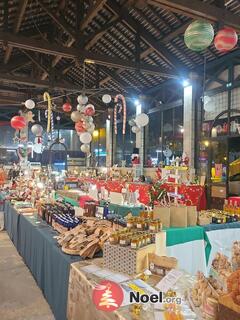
[3,201,81,320]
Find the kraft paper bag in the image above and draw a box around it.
[153,206,170,228]
[187,206,197,226]
[170,205,188,228]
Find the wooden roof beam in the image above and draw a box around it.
[80,0,107,30]
[4,0,28,64]
[0,32,178,78]
[147,0,240,32]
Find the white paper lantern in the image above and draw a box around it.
[77,94,88,105]
[102,94,111,104]
[81,144,90,153]
[71,111,82,122]
[132,126,141,133]
[128,119,136,127]
[79,132,92,144]
[87,123,95,133]
[77,104,85,112]
[31,124,43,136]
[135,113,149,127]
[25,99,35,109]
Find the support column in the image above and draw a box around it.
[183,73,199,168]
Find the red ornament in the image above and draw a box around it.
[62,102,72,112]
[84,104,95,116]
[75,121,86,133]
[11,116,27,130]
[214,27,238,52]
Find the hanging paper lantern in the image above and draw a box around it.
[81,144,90,153]
[25,99,35,109]
[131,126,140,134]
[135,113,149,127]
[75,121,86,133]
[71,111,82,122]
[87,123,95,133]
[77,104,85,112]
[11,116,27,130]
[102,94,111,104]
[84,104,95,116]
[77,94,88,105]
[31,124,43,136]
[79,132,92,144]
[184,20,214,51]
[214,27,238,52]
[62,102,72,112]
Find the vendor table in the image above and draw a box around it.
[3,202,81,320]
[99,200,143,217]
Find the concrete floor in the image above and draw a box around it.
[0,232,55,320]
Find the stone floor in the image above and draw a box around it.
[0,231,55,320]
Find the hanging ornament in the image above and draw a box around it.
[71,111,82,122]
[214,27,238,52]
[75,121,86,133]
[87,123,95,133]
[114,94,127,135]
[77,94,88,105]
[128,119,136,127]
[132,126,141,134]
[102,94,112,104]
[79,132,92,144]
[87,116,94,123]
[43,92,53,133]
[24,99,35,110]
[62,102,72,112]
[23,111,35,123]
[11,116,27,130]
[33,137,43,154]
[135,113,149,127]
[184,20,214,51]
[81,144,90,153]
[31,124,43,136]
[77,104,85,112]
[84,104,95,116]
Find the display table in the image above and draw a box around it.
[3,201,81,320]
[203,222,240,272]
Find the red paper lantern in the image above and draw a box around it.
[11,116,26,130]
[214,27,238,52]
[62,102,72,112]
[84,104,95,116]
[75,121,86,133]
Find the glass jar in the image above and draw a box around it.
[119,235,128,247]
[149,220,158,232]
[136,218,144,231]
[109,232,119,245]
[127,218,134,229]
[131,237,140,249]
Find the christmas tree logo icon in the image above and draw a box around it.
[92,280,124,312]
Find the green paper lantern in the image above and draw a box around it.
[184,20,214,52]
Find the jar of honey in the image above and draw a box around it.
[136,218,144,231]
[119,234,128,247]
[149,220,158,232]
[131,237,140,249]
[109,232,119,245]
[127,217,134,229]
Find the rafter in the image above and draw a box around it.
[4,0,28,64]
[80,0,107,30]
[0,32,178,78]
[147,0,240,31]
[21,50,50,76]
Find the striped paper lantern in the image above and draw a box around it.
[11,116,27,130]
[214,27,238,52]
[184,20,214,52]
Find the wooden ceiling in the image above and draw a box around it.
[0,0,239,114]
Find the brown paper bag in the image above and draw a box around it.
[153,206,170,228]
[187,206,197,226]
[170,205,188,228]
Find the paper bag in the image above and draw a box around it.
[153,206,170,228]
[170,205,187,228]
[187,206,197,226]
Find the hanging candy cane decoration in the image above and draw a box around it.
[43,92,52,133]
[114,94,126,135]
[45,110,55,142]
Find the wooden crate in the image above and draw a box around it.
[103,243,155,275]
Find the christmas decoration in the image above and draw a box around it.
[80,144,90,153]
[114,94,126,135]
[84,104,95,116]
[24,99,35,109]
[214,27,238,52]
[23,111,35,123]
[75,121,86,133]
[77,94,88,105]
[77,104,85,112]
[149,181,167,207]
[135,113,149,127]
[79,132,92,144]
[184,20,214,51]
[102,94,111,104]
[71,111,82,122]
[128,119,136,127]
[131,125,140,134]
[11,116,27,130]
[43,92,53,133]
[31,124,43,144]
[62,102,72,112]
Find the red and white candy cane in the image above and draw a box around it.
[114,94,126,135]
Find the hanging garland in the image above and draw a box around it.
[114,94,126,135]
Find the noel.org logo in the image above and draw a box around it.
[92,280,124,312]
